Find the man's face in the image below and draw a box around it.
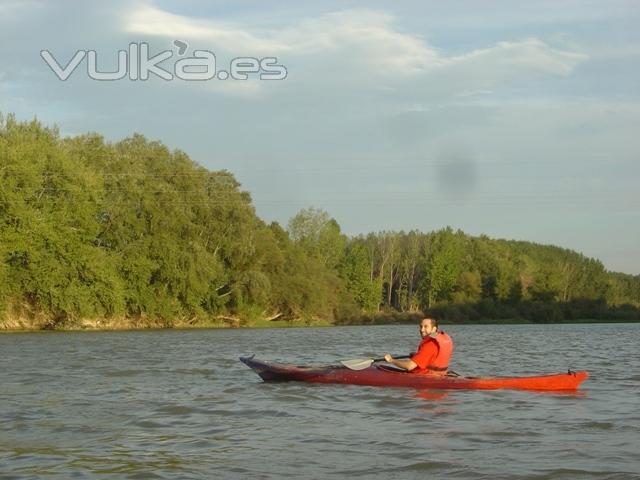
[419,318,436,338]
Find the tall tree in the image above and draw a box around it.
[288,207,346,270]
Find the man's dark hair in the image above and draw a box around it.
[421,311,439,327]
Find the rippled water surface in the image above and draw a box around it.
[1,323,639,479]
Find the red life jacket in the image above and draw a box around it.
[416,331,454,374]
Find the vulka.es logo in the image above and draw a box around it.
[40,41,287,81]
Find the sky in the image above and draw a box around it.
[1,0,639,273]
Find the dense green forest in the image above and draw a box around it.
[1,114,639,329]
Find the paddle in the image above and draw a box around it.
[340,355,411,371]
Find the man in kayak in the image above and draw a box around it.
[384,317,454,375]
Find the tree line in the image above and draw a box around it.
[1,114,639,329]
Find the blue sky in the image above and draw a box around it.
[1,0,639,273]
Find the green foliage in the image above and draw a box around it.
[608,272,640,306]
[453,271,482,303]
[340,240,380,310]
[423,228,466,306]
[288,207,346,269]
[1,115,123,326]
[0,115,353,327]
[1,113,638,329]
[268,221,351,321]
[0,243,8,316]
[336,226,639,323]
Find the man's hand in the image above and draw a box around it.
[383,354,418,371]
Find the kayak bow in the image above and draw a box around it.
[240,355,588,391]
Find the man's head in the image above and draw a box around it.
[419,317,438,338]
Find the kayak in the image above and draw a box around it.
[240,356,589,391]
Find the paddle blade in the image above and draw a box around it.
[340,358,376,370]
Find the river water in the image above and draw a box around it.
[1,323,639,479]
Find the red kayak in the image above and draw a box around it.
[240,356,589,391]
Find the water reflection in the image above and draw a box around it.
[413,390,450,402]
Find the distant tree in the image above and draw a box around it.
[397,231,422,311]
[340,240,379,310]
[423,228,465,306]
[287,207,346,270]
[453,271,482,303]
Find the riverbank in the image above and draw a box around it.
[339,311,639,326]
[0,314,335,332]
[1,312,636,332]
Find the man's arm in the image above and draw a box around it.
[384,354,417,371]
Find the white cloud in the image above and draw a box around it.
[124,3,587,93]
[447,38,587,76]
[125,3,284,53]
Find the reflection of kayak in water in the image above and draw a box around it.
[240,356,589,391]
[414,390,450,401]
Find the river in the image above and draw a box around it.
[1,323,639,479]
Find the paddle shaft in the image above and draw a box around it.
[373,354,411,362]
[340,354,415,370]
